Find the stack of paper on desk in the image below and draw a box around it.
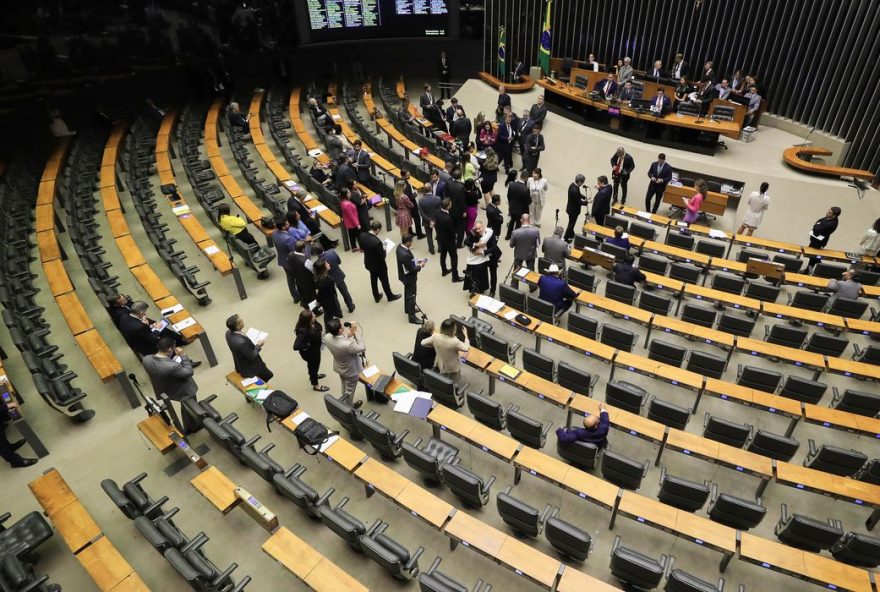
[391,390,432,414]
[475,295,504,313]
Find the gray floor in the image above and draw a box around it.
[3,78,879,592]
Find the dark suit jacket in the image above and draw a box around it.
[496,121,514,146]
[592,185,613,219]
[438,58,450,79]
[396,245,420,285]
[610,153,635,179]
[431,179,447,199]
[524,133,545,157]
[506,180,531,218]
[529,103,547,125]
[512,62,526,79]
[450,117,471,142]
[650,95,672,113]
[419,92,434,110]
[445,179,467,218]
[351,149,371,183]
[669,60,688,79]
[226,331,269,378]
[647,161,673,186]
[288,251,317,302]
[497,93,511,111]
[119,314,161,356]
[142,353,197,402]
[334,163,356,191]
[566,183,586,215]
[487,203,504,236]
[517,117,534,144]
[359,232,387,272]
[594,79,618,96]
[318,249,346,282]
[434,210,456,246]
[619,87,637,102]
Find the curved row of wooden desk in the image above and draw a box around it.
[395,77,435,136]
[783,146,875,181]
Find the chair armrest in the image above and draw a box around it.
[161,507,180,521]
[610,534,622,554]
[709,482,719,504]
[482,475,496,493]
[779,503,789,522]
[394,429,410,446]
[210,562,238,587]
[542,421,553,437]
[593,279,602,293]
[181,532,209,554]
[539,503,554,524]
[703,411,711,428]
[0,513,11,528]
[365,410,381,420]
[642,461,650,477]
[808,439,817,456]
[243,435,260,448]
[229,576,252,592]
[405,546,425,571]
[661,555,673,578]
[316,487,334,509]
[142,496,169,517]
[763,325,770,339]
[659,466,667,484]
[502,485,512,495]
[412,437,423,448]
[852,344,863,358]
[831,386,841,404]
[365,519,383,537]
[259,443,275,455]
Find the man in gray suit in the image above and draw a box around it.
[509,214,541,290]
[322,318,366,407]
[542,226,571,273]
[417,185,442,255]
[142,337,200,434]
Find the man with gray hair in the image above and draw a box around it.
[618,57,634,84]
[542,226,571,273]
[509,213,541,291]
[225,314,272,381]
[118,300,198,361]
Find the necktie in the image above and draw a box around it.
[605,81,610,93]
[656,97,661,108]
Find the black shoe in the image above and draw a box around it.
[317,373,326,379]
[11,458,37,468]
[191,360,203,368]
[293,299,301,305]
[10,440,26,452]
[387,294,401,302]
[452,277,464,283]
[352,400,364,410]
[408,315,422,325]
[416,234,427,239]
[329,240,340,248]
[442,269,451,277]
[348,305,356,313]
[429,249,436,255]
[374,295,383,303]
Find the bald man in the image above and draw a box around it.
[556,404,610,448]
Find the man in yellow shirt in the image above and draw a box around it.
[218,203,257,245]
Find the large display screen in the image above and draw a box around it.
[296,0,458,44]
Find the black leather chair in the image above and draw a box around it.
[440,464,495,508]
[856,459,880,485]
[681,303,716,329]
[804,332,849,357]
[666,232,694,250]
[831,387,880,417]
[423,369,467,409]
[507,406,552,449]
[737,249,767,265]
[639,291,673,316]
[573,233,600,251]
[830,532,880,568]
[527,293,558,324]
[695,239,726,258]
[763,324,808,349]
[774,503,843,552]
[852,344,880,366]
[418,556,492,592]
[604,215,629,231]
[319,495,368,551]
[567,312,599,340]
[239,435,284,482]
[736,364,781,393]
[772,253,803,272]
[685,350,727,379]
[273,464,333,518]
[600,324,637,352]
[324,393,380,440]
[557,437,602,470]
[778,375,827,404]
[629,222,656,241]
[706,484,766,530]
[638,253,669,275]
[478,331,520,364]
[605,380,647,414]
[746,430,799,462]
[716,312,756,337]
[609,536,669,590]
[394,352,424,388]
[559,57,574,81]
[360,520,424,580]
[669,262,701,284]
[803,440,867,476]
[522,348,555,382]
[812,261,848,279]
[703,413,752,448]
[402,437,459,485]
[712,273,745,296]
[744,281,781,303]
[657,468,710,512]
[466,391,508,430]
[602,449,648,490]
[568,267,599,293]
[557,361,595,396]
[0,512,54,557]
[545,514,592,562]
[354,413,409,460]
[648,339,687,367]
[605,280,637,306]
[647,397,691,430]
[788,290,829,312]
[496,486,557,538]
[101,472,165,520]
[665,567,732,592]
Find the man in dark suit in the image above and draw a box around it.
[702,61,717,83]
[564,174,588,241]
[521,125,545,174]
[428,168,447,199]
[613,254,647,286]
[400,170,424,239]
[288,240,317,310]
[516,109,534,153]
[487,193,504,239]
[360,220,401,303]
[512,58,526,81]
[496,86,511,120]
[649,88,671,115]
[648,60,664,80]
[438,52,451,99]
[396,233,427,324]
[591,175,613,226]
[423,101,447,133]
[450,108,472,146]
[610,147,635,204]
[496,112,515,172]
[645,153,673,213]
[109,293,188,345]
[618,81,637,104]
[349,140,371,183]
[529,95,547,127]
[445,169,468,248]
[272,218,300,303]
[419,83,435,112]
[445,97,461,123]
[669,53,687,80]
[333,155,356,192]
[505,170,532,240]
[434,198,463,282]
[225,314,272,381]
[0,398,36,468]
[118,301,163,357]
[312,244,355,313]
[594,73,618,99]
[143,337,201,434]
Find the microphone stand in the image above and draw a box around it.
[799,125,817,148]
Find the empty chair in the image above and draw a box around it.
[703,414,752,448]
[239,436,284,482]
[665,569,729,592]
[557,436,602,470]
[695,239,727,258]
[478,331,520,364]
[418,556,492,592]
[393,352,423,388]
[526,293,557,323]
[600,324,637,352]
[601,450,648,490]
[101,473,164,520]
[685,350,727,379]
[858,269,880,286]
[717,312,756,337]
[764,324,808,349]
[605,280,637,306]
[737,249,767,264]
[557,361,595,396]
[605,380,647,414]
[573,234,600,251]
[774,503,843,552]
[680,303,716,328]
[522,348,555,382]
[706,485,766,530]
[568,267,599,292]
[648,339,687,367]
[812,261,848,279]
[856,459,880,485]
[466,391,508,430]
[831,387,880,417]
[354,413,409,460]
[669,262,701,284]
[319,496,368,552]
[853,344,880,365]
[657,468,710,512]
[507,406,552,449]
[440,464,495,508]
[451,314,492,346]
[545,514,592,562]
[773,253,803,272]
[828,297,869,319]
[639,291,672,316]
[0,512,54,558]
[601,241,629,261]
[422,369,467,408]
[778,375,827,404]
[667,231,695,250]
[324,393,379,440]
[496,486,556,537]
[804,332,849,357]
[736,364,782,393]
[803,440,867,476]
[788,290,829,312]
[744,281,781,303]
[711,273,745,296]
[638,253,669,275]
[746,430,800,462]
[567,311,599,340]
[604,214,629,231]
[401,437,459,485]
[647,397,691,430]
[360,520,424,580]
[609,536,668,590]
[272,464,333,518]
[831,532,880,568]
[628,223,656,241]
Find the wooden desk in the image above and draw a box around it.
[36,229,61,262]
[55,292,93,336]
[799,551,874,592]
[28,469,76,515]
[114,236,146,268]
[262,527,369,592]
[52,500,102,553]
[353,458,410,499]
[560,463,622,510]
[443,511,507,556]
[137,414,176,453]
[617,493,679,533]
[495,537,562,588]
[129,264,172,302]
[106,209,129,238]
[395,482,454,528]
[783,146,875,180]
[191,466,241,514]
[478,71,536,92]
[44,259,73,296]
[557,567,619,592]
[322,438,368,472]
[77,536,137,591]
[775,462,880,507]
[515,445,573,485]
[35,203,55,232]
[673,511,737,554]
[75,330,123,381]
[109,573,149,592]
[428,404,477,440]
[739,532,806,578]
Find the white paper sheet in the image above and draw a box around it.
[635,210,653,220]
[241,377,260,387]
[708,229,728,239]
[307,149,323,157]
[160,303,184,316]
[393,392,417,413]
[475,295,504,313]
[383,238,396,254]
[254,389,273,402]
[515,267,530,278]
[319,435,339,452]
[245,327,268,345]
[291,410,310,425]
[503,309,518,321]
[310,204,328,213]
[203,245,221,255]
[172,205,190,216]
[362,365,380,378]
[172,317,197,332]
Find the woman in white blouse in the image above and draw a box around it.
[856,218,880,257]
[527,167,549,227]
[736,182,770,236]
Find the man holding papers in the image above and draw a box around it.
[118,300,199,364]
[396,233,427,325]
[225,314,273,382]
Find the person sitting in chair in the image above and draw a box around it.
[537,264,577,315]
[556,403,609,448]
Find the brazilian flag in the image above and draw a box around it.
[538,0,553,75]
[498,27,506,79]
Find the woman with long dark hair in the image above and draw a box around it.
[314,260,342,321]
[293,310,329,392]
[737,181,770,236]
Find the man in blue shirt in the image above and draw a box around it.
[537,264,577,315]
[556,404,610,448]
[271,217,300,303]
[287,211,312,242]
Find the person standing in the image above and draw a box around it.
[610,147,635,205]
[225,314,272,382]
[736,182,770,236]
[591,176,613,226]
[435,198,463,283]
[509,214,541,290]
[314,260,343,320]
[618,57,634,84]
[529,95,548,127]
[0,398,36,468]
[464,222,493,296]
[142,337,201,434]
[326,124,345,160]
[505,170,531,240]
[272,217,300,303]
[445,169,468,248]
[744,85,762,127]
[394,180,415,238]
[496,113,515,173]
[396,233,427,324]
[644,153,673,214]
[294,310,330,393]
[682,179,708,225]
[486,193,504,239]
[527,167,549,227]
[400,170,425,239]
[417,185,441,255]
[564,174,588,241]
[479,121,497,151]
[480,148,499,206]
[669,53,688,80]
[522,125,545,173]
[323,318,366,406]
[856,217,880,257]
[311,244,356,313]
[349,140,372,184]
[419,83,435,114]
[339,189,362,253]
[806,207,842,270]
[542,226,571,272]
[438,51,451,99]
[289,240,317,310]
[420,319,470,383]
[496,85,512,120]
[352,184,373,236]
[360,221,401,303]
